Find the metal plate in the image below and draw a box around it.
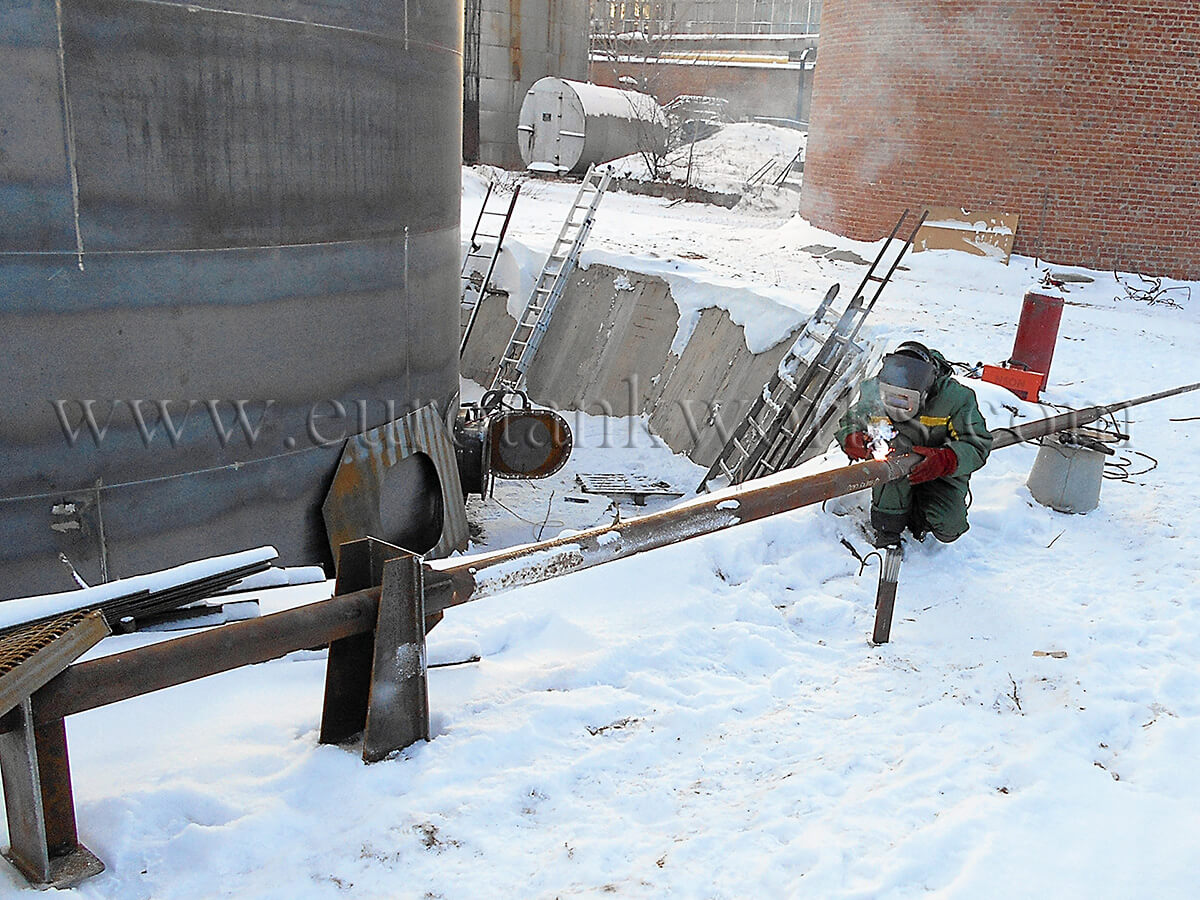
[322,405,469,561]
[489,410,573,479]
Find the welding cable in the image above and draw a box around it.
[839,537,882,577]
[1103,451,1158,482]
[490,496,566,534]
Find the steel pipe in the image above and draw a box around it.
[423,380,1200,613]
[5,381,1196,734]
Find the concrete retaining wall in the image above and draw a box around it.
[461,262,804,468]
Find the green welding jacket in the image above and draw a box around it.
[836,356,993,480]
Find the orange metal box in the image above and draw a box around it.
[981,364,1044,402]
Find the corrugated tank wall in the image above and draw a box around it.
[473,0,590,168]
[0,0,463,595]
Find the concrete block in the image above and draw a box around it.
[525,264,677,418]
[461,260,806,473]
[460,291,515,386]
[649,309,801,467]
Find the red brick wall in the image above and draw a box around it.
[800,1,1200,279]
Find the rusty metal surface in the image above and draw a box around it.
[425,454,919,614]
[9,590,382,731]
[0,612,110,719]
[322,405,469,561]
[489,409,574,479]
[319,538,407,746]
[10,389,1200,736]
[0,703,103,888]
[362,554,429,762]
[0,699,50,881]
[0,612,103,679]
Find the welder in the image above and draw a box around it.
[836,341,993,547]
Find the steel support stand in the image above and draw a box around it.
[0,701,102,887]
[319,539,433,761]
[319,538,406,745]
[361,553,430,763]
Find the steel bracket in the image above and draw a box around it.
[318,538,433,761]
[0,703,103,888]
[362,553,429,763]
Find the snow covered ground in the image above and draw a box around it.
[608,121,806,211]
[7,161,1200,898]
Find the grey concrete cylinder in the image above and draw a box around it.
[1026,436,1106,514]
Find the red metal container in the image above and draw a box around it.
[1010,291,1065,391]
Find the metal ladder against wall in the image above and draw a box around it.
[755,209,928,478]
[489,164,612,392]
[697,209,928,492]
[459,181,521,357]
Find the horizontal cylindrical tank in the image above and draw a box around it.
[0,1,462,596]
[518,77,665,174]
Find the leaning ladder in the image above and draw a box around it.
[459,181,521,356]
[489,164,612,392]
[697,209,927,492]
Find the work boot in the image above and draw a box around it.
[870,507,907,548]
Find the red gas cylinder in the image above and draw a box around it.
[1010,291,1064,391]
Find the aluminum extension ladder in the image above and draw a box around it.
[697,209,928,492]
[489,164,612,392]
[459,181,521,357]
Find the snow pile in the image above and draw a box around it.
[20,170,1200,898]
[608,121,806,202]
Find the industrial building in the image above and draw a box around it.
[466,0,591,167]
[588,0,820,124]
[801,0,1200,278]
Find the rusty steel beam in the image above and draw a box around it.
[6,382,1196,735]
[423,454,916,614]
[0,590,381,733]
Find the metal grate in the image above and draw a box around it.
[0,610,109,716]
[577,474,683,504]
[0,612,94,677]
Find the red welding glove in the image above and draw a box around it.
[842,431,871,461]
[909,445,958,484]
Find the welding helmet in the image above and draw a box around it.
[877,342,938,422]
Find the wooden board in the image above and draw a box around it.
[913,206,1020,264]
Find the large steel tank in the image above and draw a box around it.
[1,1,463,595]
[517,77,666,174]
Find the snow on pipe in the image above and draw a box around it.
[9,382,1198,733]
[422,380,1200,613]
